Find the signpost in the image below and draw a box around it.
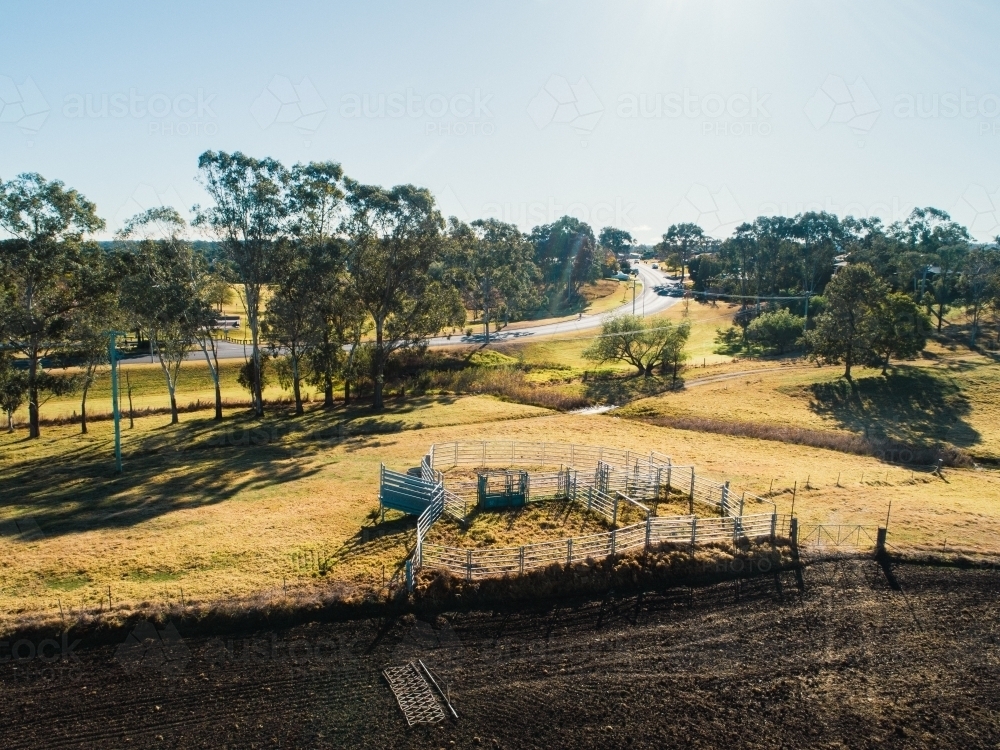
[108,331,124,474]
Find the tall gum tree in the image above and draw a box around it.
[0,173,104,438]
[343,181,463,409]
[194,151,289,417]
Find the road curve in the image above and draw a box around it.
[140,264,678,364]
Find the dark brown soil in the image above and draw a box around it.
[2,559,998,749]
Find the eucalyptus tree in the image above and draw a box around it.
[449,218,537,343]
[808,263,887,382]
[194,151,290,417]
[0,173,105,437]
[870,292,930,375]
[342,181,464,409]
[658,223,705,282]
[961,247,1000,347]
[70,244,125,433]
[584,315,691,378]
[118,208,202,424]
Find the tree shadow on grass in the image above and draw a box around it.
[806,368,979,449]
[583,373,683,406]
[0,403,418,540]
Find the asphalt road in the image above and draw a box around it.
[118,264,678,365]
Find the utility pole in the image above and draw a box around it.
[632,276,637,315]
[109,331,124,474]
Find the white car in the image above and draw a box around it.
[651,263,659,269]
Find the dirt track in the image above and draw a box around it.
[2,559,998,749]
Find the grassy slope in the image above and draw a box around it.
[618,345,1000,462]
[2,401,998,631]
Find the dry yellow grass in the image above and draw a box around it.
[2,393,998,632]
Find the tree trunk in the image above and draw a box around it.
[373,320,385,410]
[6,412,12,433]
[27,347,39,439]
[126,371,135,428]
[80,385,89,434]
[292,354,303,416]
[169,390,179,424]
[322,330,334,408]
[250,312,264,417]
[214,379,223,421]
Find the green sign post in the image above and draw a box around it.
[108,331,123,474]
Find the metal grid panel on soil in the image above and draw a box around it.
[383,663,446,726]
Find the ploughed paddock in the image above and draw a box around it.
[2,559,997,748]
[378,440,789,586]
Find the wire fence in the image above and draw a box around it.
[421,512,789,580]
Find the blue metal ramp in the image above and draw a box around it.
[380,465,442,517]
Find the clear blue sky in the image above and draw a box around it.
[2,0,1000,241]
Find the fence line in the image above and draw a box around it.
[422,512,788,580]
[798,524,877,554]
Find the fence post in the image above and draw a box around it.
[739,492,745,518]
[519,546,525,575]
[466,549,473,582]
[430,444,435,470]
[876,527,887,558]
[567,538,573,565]
[790,517,799,553]
[689,468,695,514]
[721,481,730,517]
[645,515,652,551]
[406,560,414,592]
[690,516,697,552]
[770,512,777,543]
[613,493,619,526]
[610,528,617,557]
[667,464,672,494]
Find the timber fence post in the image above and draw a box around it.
[876,527,887,558]
[519,546,525,575]
[466,549,473,582]
[645,515,652,551]
[567,538,573,565]
[690,516,697,552]
[689,468,695,513]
